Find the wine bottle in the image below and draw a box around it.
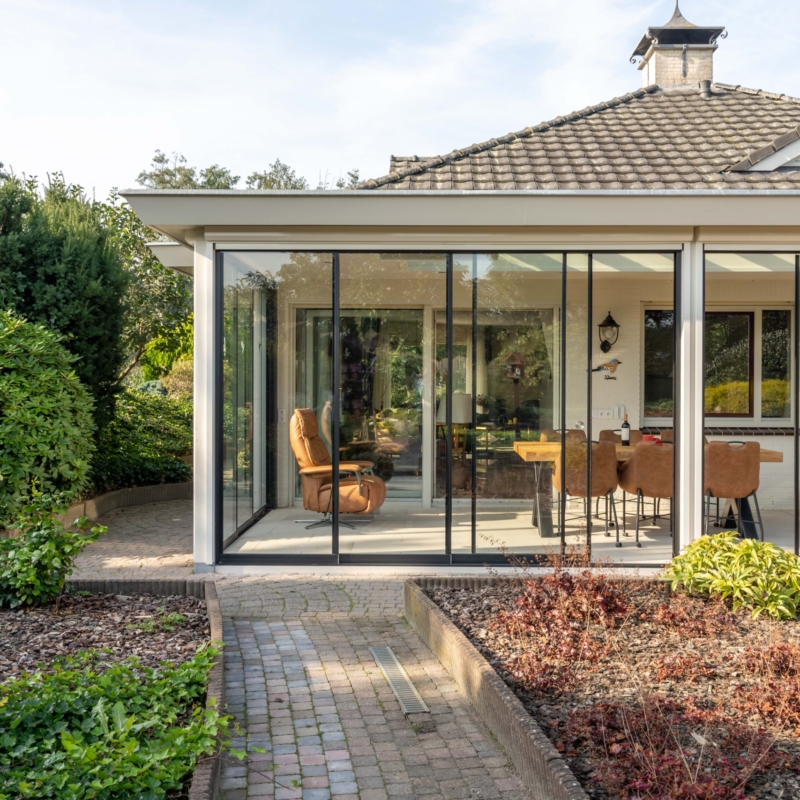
[621,413,631,445]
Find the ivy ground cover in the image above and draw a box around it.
[0,592,223,799]
[429,574,800,800]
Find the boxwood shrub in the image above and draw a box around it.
[0,311,95,526]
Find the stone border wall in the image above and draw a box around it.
[58,482,193,528]
[405,577,589,800]
[66,577,224,800]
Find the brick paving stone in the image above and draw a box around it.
[220,612,529,799]
[72,500,529,798]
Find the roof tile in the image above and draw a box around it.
[365,84,800,191]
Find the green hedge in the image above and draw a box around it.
[0,648,225,800]
[89,390,192,495]
[0,311,95,525]
[704,379,790,417]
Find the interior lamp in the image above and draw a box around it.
[598,312,621,353]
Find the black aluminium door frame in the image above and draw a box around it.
[214,247,681,567]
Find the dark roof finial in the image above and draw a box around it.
[630,2,725,61]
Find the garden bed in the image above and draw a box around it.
[0,592,209,681]
[0,587,224,800]
[426,575,800,800]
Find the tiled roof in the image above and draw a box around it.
[358,84,800,190]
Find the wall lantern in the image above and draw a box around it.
[598,312,620,353]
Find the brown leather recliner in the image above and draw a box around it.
[290,409,386,529]
[618,442,674,547]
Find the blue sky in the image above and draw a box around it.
[2,0,799,197]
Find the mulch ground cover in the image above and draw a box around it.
[428,575,800,800]
[0,592,210,681]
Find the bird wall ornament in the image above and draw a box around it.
[592,359,622,379]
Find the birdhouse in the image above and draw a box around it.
[503,352,526,382]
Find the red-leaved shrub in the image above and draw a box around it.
[653,593,736,637]
[496,570,627,693]
[564,696,797,800]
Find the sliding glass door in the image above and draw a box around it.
[217,249,678,564]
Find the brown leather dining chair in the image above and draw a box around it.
[290,409,387,529]
[704,441,763,539]
[618,442,674,547]
[552,440,620,539]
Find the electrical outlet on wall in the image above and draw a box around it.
[279,409,286,424]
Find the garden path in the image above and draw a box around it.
[74,501,530,799]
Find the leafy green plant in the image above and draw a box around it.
[664,531,800,620]
[0,311,95,526]
[0,646,227,800]
[97,389,192,459]
[126,612,187,634]
[88,388,192,495]
[0,494,105,608]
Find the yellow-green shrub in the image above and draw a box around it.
[664,532,800,620]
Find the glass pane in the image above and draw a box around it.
[339,253,445,555]
[704,252,796,554]
[704,313,752,416]
[762,310,791,418]
[221,252,333,555]
[644,311,674,419]
[452,253,561,555]
[593,253,675,558]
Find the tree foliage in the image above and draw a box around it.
[136,150,240,190]
[136,150,358,192]
[95,192,193,379]
[0,311,95,525]
[0,175,127,428]
[246,158,309,189]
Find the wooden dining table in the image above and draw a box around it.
[513,441,784,464]
[512,440,783,538]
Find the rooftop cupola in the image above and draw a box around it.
[631,2,726,88]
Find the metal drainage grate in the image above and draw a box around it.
[369,646,430,716]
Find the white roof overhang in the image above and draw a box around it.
[122,189,800,263]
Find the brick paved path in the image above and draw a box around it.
[74,501,529,799]
[221,615,527,800]
[73,499,195,580]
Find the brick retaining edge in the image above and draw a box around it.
[405,577,589,800]
[58,482,193,528]
[65,577,225,800]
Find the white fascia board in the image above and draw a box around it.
[748,138,800,171]
[147,241,194,275]
[120,190,800,234]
